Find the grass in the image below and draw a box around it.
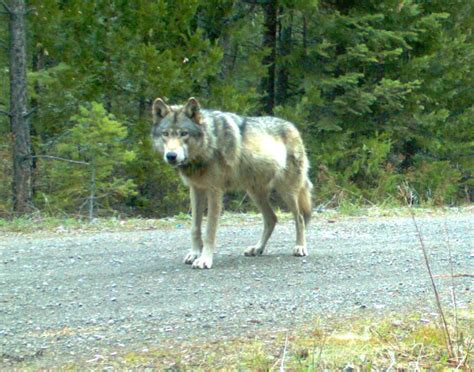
[0,205,471,234]
[62,309,472,370]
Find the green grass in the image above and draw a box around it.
[60,308,472,370]
[0,206,471,234]
[0,215,172,234]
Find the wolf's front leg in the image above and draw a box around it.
[192,190,222,269]
[184,187,207,264]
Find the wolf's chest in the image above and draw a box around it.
[179,162,242,191]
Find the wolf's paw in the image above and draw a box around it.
[184,251,200,265]
[244,245,264,257]
[192,255,213,269]
[293,245,308,257]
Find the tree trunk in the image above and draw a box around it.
[88,164,96,222]
[260,0,278,114]
[218,1,248,80]
[276,9,292,106]
[5,0,33,215]
[31,45,44,194]
[219,30,235,79]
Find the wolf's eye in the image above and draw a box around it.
[162,131,169,137]
[180,131,189,137]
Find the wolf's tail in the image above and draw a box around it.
[298,178,313,226]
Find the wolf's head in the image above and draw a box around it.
[151,97,204,167]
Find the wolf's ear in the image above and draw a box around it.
[184,97,201,122]
[152,98,171,123]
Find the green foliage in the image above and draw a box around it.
[1,0,472,217]
[406,160,462,205]
[38,102,136,216]
[275,1,473,207]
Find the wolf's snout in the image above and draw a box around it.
[166,152,178,163]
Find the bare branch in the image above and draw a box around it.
[410,212,454,358]
[23,107,37,119]
[0,109,11,117]
[31,155,90,165]
[0,0,12,14]
[434,273,474,279]
[453,273,474,278]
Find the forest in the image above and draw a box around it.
[1,0,473,219]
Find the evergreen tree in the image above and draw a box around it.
[42,102,136,218]
[275,1,473,205]
[1,0,472,217]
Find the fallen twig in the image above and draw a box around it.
[434,273,474,279]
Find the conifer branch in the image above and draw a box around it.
[222,4,255,26]
[0,0,12,15]
[0,109,11,117]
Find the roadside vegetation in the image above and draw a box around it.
[63,309,472,370]
[0,205,470,234]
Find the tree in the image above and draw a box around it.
[1,0,33,215]
[43,102,136,219]
[276,7,292,106]
[275,1,473,205]
[260,0,278,114]
[1,0,470,218]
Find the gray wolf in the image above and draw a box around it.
[151,97,312,269]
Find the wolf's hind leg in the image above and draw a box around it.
[280,190,308,257]
[244,191,277,256]
[184,187,206,264]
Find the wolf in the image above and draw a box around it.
[151,97,312,269]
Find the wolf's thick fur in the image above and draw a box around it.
[151,97,312,269]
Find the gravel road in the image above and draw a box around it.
[1,211,473,368]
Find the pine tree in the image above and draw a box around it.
[43,102,136,218]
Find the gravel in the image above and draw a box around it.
[0,211,473,368]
